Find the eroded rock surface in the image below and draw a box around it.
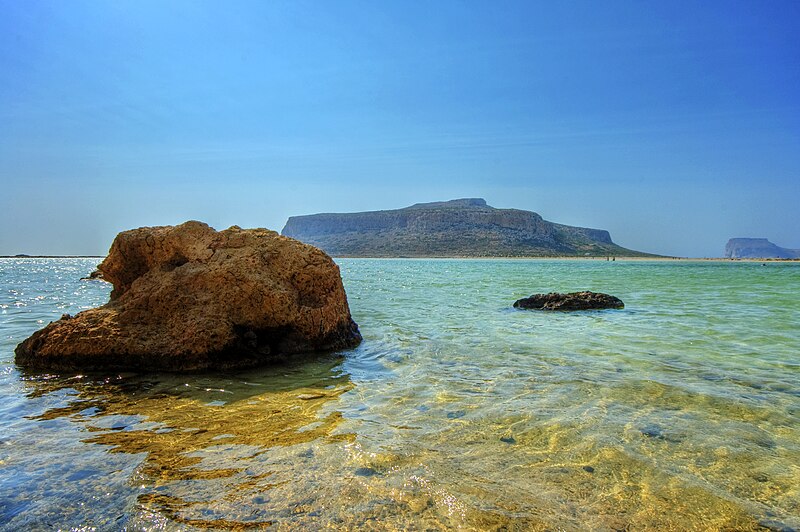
[513,291,624,311]
[80,269,105,281]
[16,221,362,371]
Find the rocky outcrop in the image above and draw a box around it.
[80,269,105,281]
[15,221,362,372]
[724,238,800,259]
[514,291,624,311]
[282,199,653,257]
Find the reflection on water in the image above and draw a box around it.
[1,259,799,530]
[11,357,352,530]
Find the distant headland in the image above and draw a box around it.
[725,238,800,259]
[282,198,656,258]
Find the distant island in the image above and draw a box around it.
[282,198,655,257]
[725,238,800,259]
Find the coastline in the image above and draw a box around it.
[331,255,800,262]
[3,255,798,262]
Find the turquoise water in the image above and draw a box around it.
[1,258,798,530]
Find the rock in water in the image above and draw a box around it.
[80,269,105,281]
[15,221,362,371]
[513,291,624,311]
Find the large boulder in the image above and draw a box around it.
[514,291,624,311]
[15,221,362,371]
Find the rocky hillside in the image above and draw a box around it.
[725,238,800,259]
[281,198,653,257]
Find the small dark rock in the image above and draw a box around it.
[80,269,105,281]
[297,392,326,400]
[582,465,595,473]
[640,425,664,439]
[757,518,797,532]
[640,424,682,443]
[641,425,664,440]
[754,437,777,450]
[297,448,314,459]
[513,291,624,311]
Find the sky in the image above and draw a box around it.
[1,0,798,257]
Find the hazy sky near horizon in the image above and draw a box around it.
[1,0,798,257]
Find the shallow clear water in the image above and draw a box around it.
[1,258,798,530]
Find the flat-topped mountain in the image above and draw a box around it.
[281,198,653,257]
[725,238,800,259]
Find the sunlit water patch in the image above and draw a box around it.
[1,258,798,530]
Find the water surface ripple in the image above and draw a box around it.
[1,258,798,530]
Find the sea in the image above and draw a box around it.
[1,258,798,531]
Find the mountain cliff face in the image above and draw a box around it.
[725,238,800,259]
[281,199,652,257]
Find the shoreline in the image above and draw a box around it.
[332,256,800,262]
[2,255,798,262]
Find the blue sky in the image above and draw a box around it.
[1,0,798,257]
